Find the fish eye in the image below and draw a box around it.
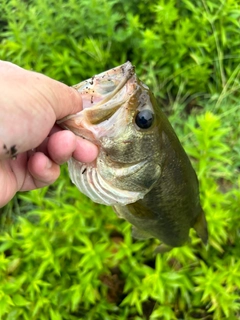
[135,110,154,129]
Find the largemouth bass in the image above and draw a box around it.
[58,62,208,252]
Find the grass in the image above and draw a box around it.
[0,0,240,319]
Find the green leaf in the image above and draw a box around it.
[12,294,30,307]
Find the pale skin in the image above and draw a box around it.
[0,61,98,208]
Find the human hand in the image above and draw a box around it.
[0,61,98,208]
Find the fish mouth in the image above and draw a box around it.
[57,63,160,205]
[74,61,135,110]
[57,62,136,137]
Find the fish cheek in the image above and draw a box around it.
[98,154,161,193]
[127,162,161,191]
[100,130,157,163]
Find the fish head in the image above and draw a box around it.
[58,62,162,206]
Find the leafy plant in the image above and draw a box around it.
[0,0,240,319]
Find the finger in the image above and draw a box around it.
[47,130,77,165]
[73,138,99,163]
[47,130,99,164]
[1,61,84,119]
[49,124,62,135]
[0,159,18,207]
[36,137,49,157]
[21,152,60,190]
[0,61,83,159]
[49,84,83,120]
[34,124,61,156]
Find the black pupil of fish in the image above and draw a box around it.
[135,110,154,129]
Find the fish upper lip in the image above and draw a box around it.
[57,62,136,126]
[57,62,139,148]
[83,62,135,110]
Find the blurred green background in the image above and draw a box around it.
[0,0,240,319]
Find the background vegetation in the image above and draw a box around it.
[0,0,240,319]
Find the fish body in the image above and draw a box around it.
[58,62,208,250]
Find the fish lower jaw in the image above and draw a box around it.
[68,158,147,206]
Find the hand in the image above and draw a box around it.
[0,61,98,208]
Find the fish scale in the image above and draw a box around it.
[58,61,208,252]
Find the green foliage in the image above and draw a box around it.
[1,0,240,319]
[0,0,240,98]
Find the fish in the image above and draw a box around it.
[58,61,208,252]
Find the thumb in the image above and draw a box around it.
[41,76,83,120]
[0,61,83,159]
[0,60,83,120]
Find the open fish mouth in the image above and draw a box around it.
[57,62,208,249]
[57,62,138,145]
[57,61,136,129]
[73,61,135,110]
[57,62,156,206]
